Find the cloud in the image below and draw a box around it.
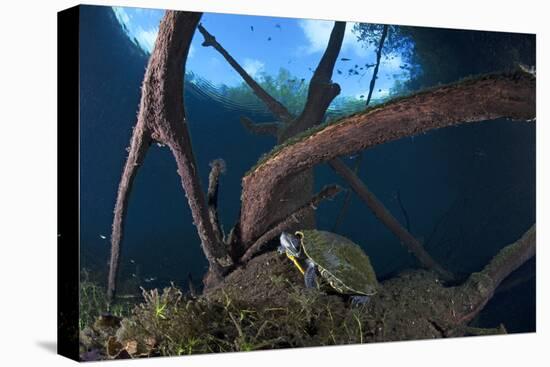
[242,58,265,78]
[298,20,372,57]
[135,27,158,53]
[112,7,130,25]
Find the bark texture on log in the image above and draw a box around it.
[239,71,536,245]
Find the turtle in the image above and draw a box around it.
[278,230,379,305]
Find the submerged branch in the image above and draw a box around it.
[197,24,293,123]
[455,224,535,324]
[328,158,453,281]
[207,159,226,244]
[240,116,280,137]
[239,71,536,245]
[107,11,231,301]
[240,185,342,263]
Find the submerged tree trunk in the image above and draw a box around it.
[107,11,232,301]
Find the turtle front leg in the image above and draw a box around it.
[304,260,317,289]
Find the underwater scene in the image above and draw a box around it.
[77,5,536,361]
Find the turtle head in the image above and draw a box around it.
[278,232,302,258]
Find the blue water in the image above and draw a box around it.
[78,6,535,332]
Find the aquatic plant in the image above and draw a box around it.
[95,225,533,359]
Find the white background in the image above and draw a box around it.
[0,0,547,366]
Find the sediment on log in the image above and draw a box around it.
[239,71,536,245]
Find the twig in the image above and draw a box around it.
[328,158,453,281]
[240,116,280,136]
[395,191,411,233]
[207,159,226,243]
[280,22,346,140]
[365,25,388,106]
[240,185,342,262]
[197,24,293,123]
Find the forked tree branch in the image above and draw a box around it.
[107,11,231,301]
[328,158,453,281]
[239,71,536,245]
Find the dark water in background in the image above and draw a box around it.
[78,6,535,332]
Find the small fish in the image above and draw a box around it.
[250,25,254,31]
[337,69,342,75]
[130,259,135,264]
[474,149,487,158]
[99,234,107,240]
[341,57,351,61]
[348,154,360,160]
[354,64,358,68]
[155,142,165,148]
[267,36,271,41]
[131,273,137,278]
[359,95,364,99]
[275,23,281,29]
[144,277,157,283]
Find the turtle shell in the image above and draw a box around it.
[299,230,378,295]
